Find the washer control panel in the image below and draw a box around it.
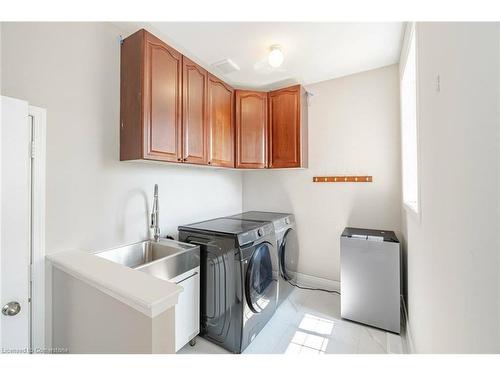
[273,215,295,232]
[238,223,274,246]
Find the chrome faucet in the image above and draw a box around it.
[150,184,160,241]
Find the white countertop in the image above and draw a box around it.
[46,250,183,318]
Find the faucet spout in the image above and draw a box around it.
[150,184,160,241]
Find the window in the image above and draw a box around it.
[400,25,419,214]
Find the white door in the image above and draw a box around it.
[1,96,32,352]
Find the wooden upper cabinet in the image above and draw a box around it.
[268,85,308,168]
[182,57,208,165]
[120,29,182,162]
[145,33,182,161]
[207,74,234,167]
[121,29,308,170]
[235,90,268,169]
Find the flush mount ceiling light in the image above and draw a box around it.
[268,45,284,68]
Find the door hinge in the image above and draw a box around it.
[30,141,36,159]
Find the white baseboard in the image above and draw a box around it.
[293,272,340,292]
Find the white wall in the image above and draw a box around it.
[0,22,242,255]
[243,65,402,281]
[402,23,500,353]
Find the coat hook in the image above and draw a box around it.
[312,175,373,183]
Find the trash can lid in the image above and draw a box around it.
[341,227,399,243]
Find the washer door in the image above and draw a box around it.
[280,228,299,281]
[245,242,275,313]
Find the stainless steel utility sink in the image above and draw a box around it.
[94,239,200,282]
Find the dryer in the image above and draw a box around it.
[178,218,277,353]
[228,212,299,307]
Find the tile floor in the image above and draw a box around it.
[179,288,404,354]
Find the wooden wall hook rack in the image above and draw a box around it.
[313,176,373,183]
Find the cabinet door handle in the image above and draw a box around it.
[175,271,198,284]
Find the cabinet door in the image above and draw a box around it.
[268,85,302,168]
[171,268,200,352]
[143,32,182,162]
[235,90,267,169]
[182,57,208,165]
[207,74,234,167]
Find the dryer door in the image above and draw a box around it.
[280,228,299,282]
[245,241,275,313]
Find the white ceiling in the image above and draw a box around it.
[122,22,404,90]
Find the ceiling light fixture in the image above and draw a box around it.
[268,45,284,68]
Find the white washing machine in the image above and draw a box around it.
[228,211,299,306]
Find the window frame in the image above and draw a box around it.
[399,22,421,220]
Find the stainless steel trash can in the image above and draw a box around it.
[340,227,401,333]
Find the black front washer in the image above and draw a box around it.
[245,242,274,313]
[280,228,298,281]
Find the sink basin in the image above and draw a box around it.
[94,239,200,281]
